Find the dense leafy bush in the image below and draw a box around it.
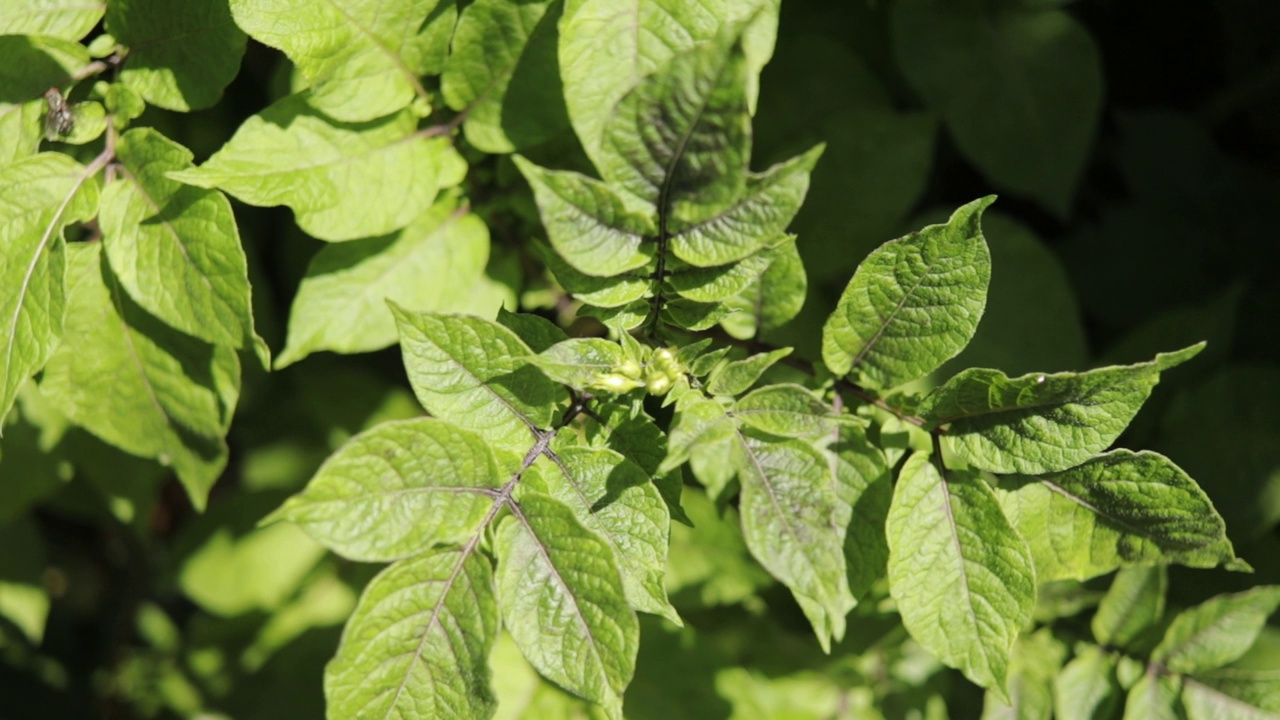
[3,1,1280,718]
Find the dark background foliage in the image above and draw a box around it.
[3,0,1279,716]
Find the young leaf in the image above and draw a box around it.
[228,0,437,122]
[534,241,650,308]
[265,418,503,561]
[597,23,750,220]
[0,152,99,424]
[669,147,822,267]
[922,345,1205,475]
[823,197,994,388]
[101,128,259,351]
[496,492,638,718]
[529,338,630,392]
[392,308,560,451]
[325,549,499,720]
[107,0,246,111]
[665,252,770,304]
[734,430,854,651]
[169,92,465,242]
[514,156,656,276]
[887,453,1036,701]
[530,446,678,623]
[1055,644,1122,720]
[442,0,568,152]
[1152,587,1280,675]
[40,244,237,511]
[892,0,1102,216]
[1123,672,1183,720]
[0,0,104,39]
[996,451,1237,581]
[720,237,807,338]
[276,198,490,368]
[1092,565,1168,650]
[706,347,792,397]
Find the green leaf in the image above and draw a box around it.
[496,492,638,717]
[229,0,437,122]
[107,0,246,111]
[887,453,1036,701]
[530,445,678,623]
[0,36,90,162]
[0,518,50,644]
[559,0,775,170]
[734,430,854,651]
[660,394,736,476]
[0,0,104,39]
[892,0,1102,215]
[530,338,629,392]
[666,252,770,304]
[706,347,791,397]
[996,451,1237,581]
[1182,677,1280,720]
[669,147,822,267]
[1055,644,1122,720]
[720,237,806,339]
[170,92,466,242]
[923,345,1204,475]
[597,23,749,220]
[1092,566,1168,650]
[823,197,994,387]
[40,244,237,510]
[266,418,502,561]
[392,308,559,451]
[178,522,325,616]
[732,384,842,439]
[665,487,772,607]
[1153,587,1280,675]
[1123,672,1184,720]
[276,197,491,368]
[495,308,568,354]
[980,629,1066,720]
[326,549,499,720]
[442,0,568,152]
[582,400,689,525]
[534,240,650,308]
[514,156,656,276]
[0,152,100,425]
[101,128,258,351]
[832,426,891,602]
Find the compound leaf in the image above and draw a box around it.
[101,128,258,350]
[496,492,638,717]
[266,418,503,561]
[107,0,246,111]
[0,152,100,424]
[325,549,499,720]
[276,197,491,368]
[923,345,1204,474]
[392,308,559,452]
[229,0,439,122]
[823,197,993,387]
[997,451,1236,582]
[40,244,237,510]
[887,453,1035,701]
[598,24,749,221]
[170,92,466,242]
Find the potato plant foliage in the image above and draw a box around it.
[2,1,1280,718]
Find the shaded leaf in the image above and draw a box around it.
[1153,587,1280,675]
[1093,565,1168,650]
